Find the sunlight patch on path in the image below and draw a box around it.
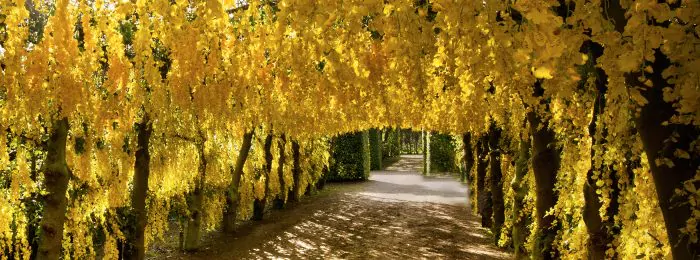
[356,192,467,204]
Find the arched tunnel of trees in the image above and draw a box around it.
[1,0,699,259]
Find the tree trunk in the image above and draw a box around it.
[182,141,207,251]
[489,124,505,244]
[512,136,531,259]
[527,110,560,260]
[27,143,42,260]
[581,40,615,260]
[634,49,699,259]
[461,133,473,184]
[316,165,328,191]
[222,130,254,233]
[273,135,287,209]
[124,115,152,260]
[601,1,699,257]
[37,118,70,260]
[253,133,274,221]
[475,136,492,228]
[288,140,302,203]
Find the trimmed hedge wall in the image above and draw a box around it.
[328,130,370,181]
[382,128,401,159]
[369,129,382,170]
[429,133,457,172]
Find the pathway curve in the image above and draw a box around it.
[150,155,511,260]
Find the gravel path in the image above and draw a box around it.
[150,155,511,260]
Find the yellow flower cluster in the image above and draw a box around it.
[0,0,698,258]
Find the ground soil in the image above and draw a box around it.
[148,155,512,260]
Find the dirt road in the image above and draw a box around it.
[150,155,511,260]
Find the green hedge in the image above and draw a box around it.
[382,128,401,159]
[328,130,370,181]
[369,129,382,170]
[430,133,457,172]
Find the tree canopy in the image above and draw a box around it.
[1,0,698,259]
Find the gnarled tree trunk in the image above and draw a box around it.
[512,136,531,259]
[182,140,207,251]
[288,140,302,203]
[488,124,505,244]
[316,165,328,191]
[273,135,287,209]
[475,136,492,228]
[602,1,699,257]
[37,118,70,260]
[581,40,616,260]
[634,49,699,259]
[527,110,561,260]
[124,115,152,259]
[223,130,254,233]
[462,133,473,184]
[253,133,274,221]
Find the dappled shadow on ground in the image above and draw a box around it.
[149,155,510,260]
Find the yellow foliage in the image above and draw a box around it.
[0,0,697,258]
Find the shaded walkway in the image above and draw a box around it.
[151,155,511,259]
